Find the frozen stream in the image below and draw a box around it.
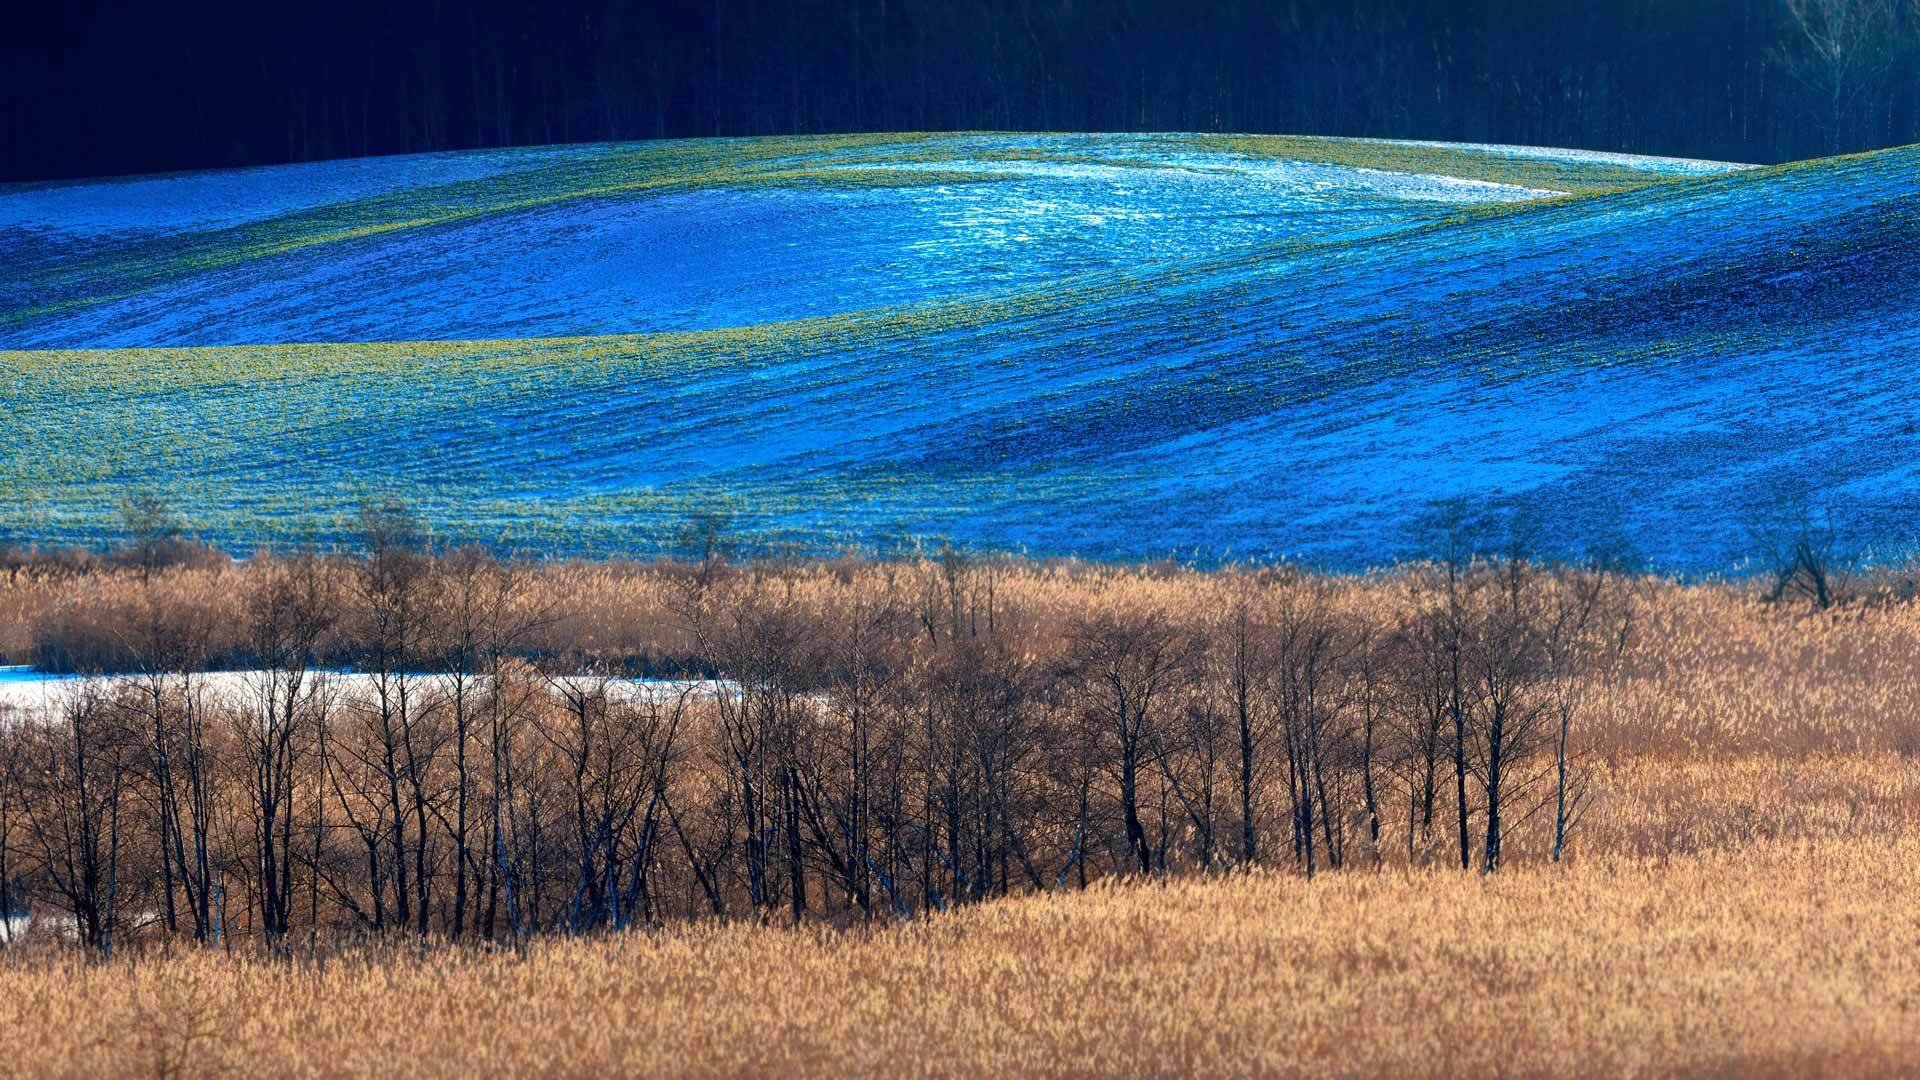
[0,665,732,717]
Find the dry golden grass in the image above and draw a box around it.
[12,556,1920,756]
[3,832,1915,1078]
[5,557,1919,1076]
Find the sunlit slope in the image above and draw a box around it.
[1,137,1912,567]
[0,133,1719,348]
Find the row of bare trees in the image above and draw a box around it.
[0,522,1635,953]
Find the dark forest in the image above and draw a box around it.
[6,0,1917,182]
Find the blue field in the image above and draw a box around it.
[1,133,1914,568]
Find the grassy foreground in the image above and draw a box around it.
[4,836,1916,1078]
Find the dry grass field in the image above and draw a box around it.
[2,552,1918,1075]
[2,836,1916,1077]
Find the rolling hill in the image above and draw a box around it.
[2,133,1914,568]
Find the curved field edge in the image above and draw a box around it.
[0,136,1010,330]
[0,132,1737,334]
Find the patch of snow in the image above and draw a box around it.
[0,668,735,717]
[1374,138,1753,176]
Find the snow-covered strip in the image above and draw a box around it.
[1374,138,1753,176]
[832,154,1559,202]
[0,667,734,717]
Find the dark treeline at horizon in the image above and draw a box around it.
[7,0,1919,183]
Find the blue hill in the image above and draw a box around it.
[1,134,1913,569]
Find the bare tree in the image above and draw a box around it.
[1353,627,1388,862]
[428,546,547,939]
[0,720,22,944]
[482,658,549,940]
[1216,587,1276,866]
[349,501,436,934]
[538,668,689,933]
[237,553,336,945]
[1754,488,1851,610]
[1544,564,1635,863]
[692,573,814,918]
[1384,620,1451,864]
[1780,0,1903,149]
[1465,557,1552,873]
[1066,604,1191,876]
[807,577,912,916]
[1413,500,1483,872]
[110,583,219,941]
[22,683,137,953]
[1154,677,1227,871]
[116,492,186,585]
[1269,584,1354,878]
